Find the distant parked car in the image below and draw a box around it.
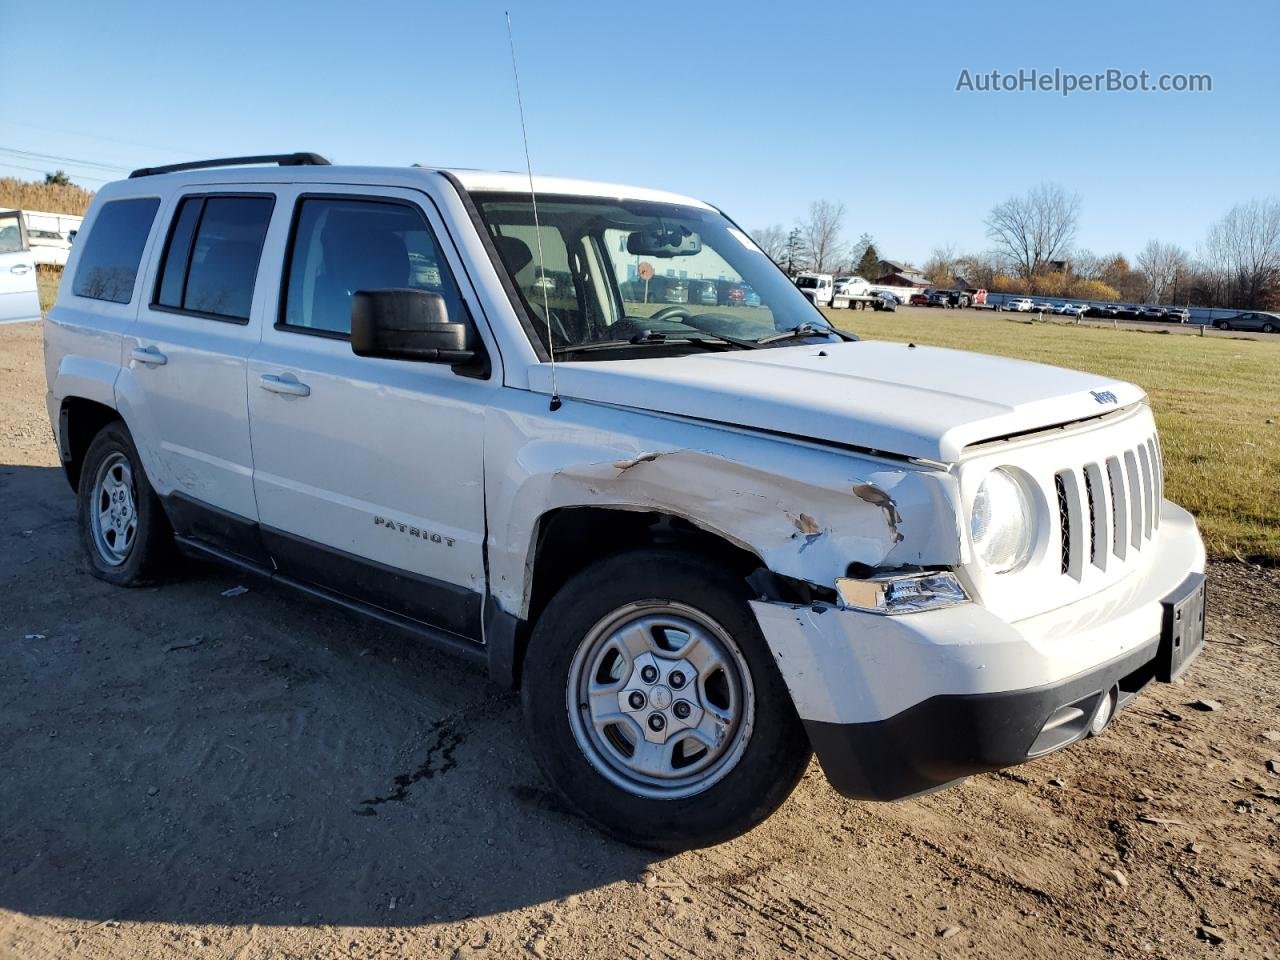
[1004,298,1034,312]
[0,210,41,323]
[26,228,72,267]
[688,279,718,306]
[927,290,951,307]
[1057,303,1087,317]
[833,275,869,296]
[1114,305,1142,319]
[1214,311,1280,332]
[659,279,689,304]
[1139,305,1167,320]
[870,290,899,311]
[909,293,929,306]
[1165,307,1190,323]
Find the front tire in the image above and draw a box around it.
[77,421,174,585]
[521,549,811,850]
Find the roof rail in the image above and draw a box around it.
[129,152,331,179]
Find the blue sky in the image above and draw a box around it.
[1,0,1275,265]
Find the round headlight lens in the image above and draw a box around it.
[970,468,1035,573]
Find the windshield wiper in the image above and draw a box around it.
[755,322,853,345]
[554,330,743,356]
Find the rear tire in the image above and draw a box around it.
[77,421,174,586]
[1215,320,1229,330]
[521,548,811,850]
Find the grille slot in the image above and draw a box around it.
[1083,463,1108,569]
[1124,450,1142,549]
[1147,436,1163,528]
[1137,443,1155,540]
[1083,469,1097,564]
[1055,473,1071,575]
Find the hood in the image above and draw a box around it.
[528,340,1146,462]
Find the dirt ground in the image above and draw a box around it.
[2,320,1278,960]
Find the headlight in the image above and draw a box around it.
[970,468,1035,573]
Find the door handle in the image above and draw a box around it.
[130,346,168,366]
[10,264,31,276]
[259,373,311,398]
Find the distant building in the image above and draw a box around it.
[870,267,931,289]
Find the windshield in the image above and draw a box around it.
[471,193,842,357]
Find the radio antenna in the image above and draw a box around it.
[505,11,561,412]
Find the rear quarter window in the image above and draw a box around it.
[72,198,161,303]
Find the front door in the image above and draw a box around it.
[247,186,497,640]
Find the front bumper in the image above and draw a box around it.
[750,500,1206,800]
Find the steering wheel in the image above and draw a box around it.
[646,305,694,323]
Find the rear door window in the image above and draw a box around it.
[72,198,160,303]
[154,195,274,322]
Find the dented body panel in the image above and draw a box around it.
[482,388,963,620]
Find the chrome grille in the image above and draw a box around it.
[1055,432,1162,581]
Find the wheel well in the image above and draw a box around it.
[59,398,120,492]
[503,507,765,688]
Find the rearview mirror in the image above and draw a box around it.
[350,289,475,364]
[626,226,702,258]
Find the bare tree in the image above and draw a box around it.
[1135,239,1191,304]
[798,200,846,274]
[1071,249,1102,281]
[953,250,1000,288]
[750,224,788,264]
[984,183,1081,281]
[922,244,958,287]
[1201,198,1280,308]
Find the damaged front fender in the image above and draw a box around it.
[484,395,964,619]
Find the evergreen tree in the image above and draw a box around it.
[856,242,880,280]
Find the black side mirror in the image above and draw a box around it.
[350,289,475,364]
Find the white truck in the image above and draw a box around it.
[794,271,834,307]
[44,154,1207,850]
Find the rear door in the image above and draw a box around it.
[0,211,41,324]
[246,184,498,641]
[120,189,278,565]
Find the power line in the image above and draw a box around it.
[0,117,194,157]
[0,161,109,184]
[0,146,130,173]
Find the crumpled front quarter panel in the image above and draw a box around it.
[483,392,963,618]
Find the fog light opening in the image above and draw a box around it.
[1089,688,1117,736]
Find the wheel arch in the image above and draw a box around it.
[488,505,798,690]
[58,396,123,492]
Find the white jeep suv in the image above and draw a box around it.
[44,154,1206,849]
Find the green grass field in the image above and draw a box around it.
[825,306,1280,564]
